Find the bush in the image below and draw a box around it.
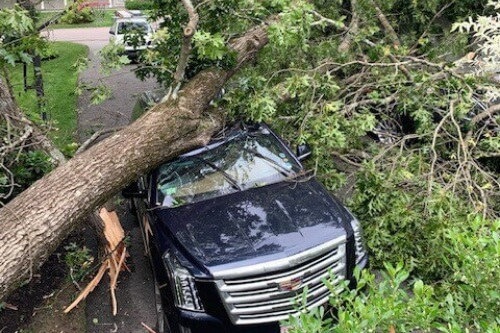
[1,150,53,203]
[64,242,94,282]
[439,217,500,327]
[124,0,154,10]
[59,7,95,24]
[285,217,500,332]
[349,160,470,281]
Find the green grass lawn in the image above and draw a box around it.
[38,9,115,29]
[8,42,88,148]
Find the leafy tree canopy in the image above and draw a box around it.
[132,0,500,281]
[1,1,499,329]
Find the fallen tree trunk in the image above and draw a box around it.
[0,24,269,301]
[0,70,224,300]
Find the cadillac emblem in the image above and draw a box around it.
[278,277,304,292]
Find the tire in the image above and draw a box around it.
[127,199,137,217]
[149,245,173,333]
[372,118,403,144]
[154,278,171,333]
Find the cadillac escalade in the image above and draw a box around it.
[123,122,368,333]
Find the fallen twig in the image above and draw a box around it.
[64,208,129,315]
[141,322,157,333]
[4,303,18,310]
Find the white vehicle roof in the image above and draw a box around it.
[113,10,149,21]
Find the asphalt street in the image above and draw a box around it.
[45,27,159,333]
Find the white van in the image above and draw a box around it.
[109,10,154,58]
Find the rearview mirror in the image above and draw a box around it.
[122,182,147,198]
[296,144,312,161]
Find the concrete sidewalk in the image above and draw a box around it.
[43,27,110,43]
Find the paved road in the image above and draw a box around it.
[45,27,158,142]
[46,27,159,333]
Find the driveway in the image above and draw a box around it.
[45,27,159,142]
[46,27,159,333]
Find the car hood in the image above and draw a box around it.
[154,179,351,276]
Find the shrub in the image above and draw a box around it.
[349,160,472,281]
[1,149,53,203]
[59,7,95,24]
[439,217,500,327]
[124,0,154,10]
[286,218,500,333]
[64,242,94,282]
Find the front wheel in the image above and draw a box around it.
[371,118,403,144]
[149,245,174,333]
[154,279,170,333]
[127,199,137,217]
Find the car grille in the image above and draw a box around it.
[215,236,347,325]
[354,227,366,264]
[125,41,144,47]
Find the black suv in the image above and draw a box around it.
[124,123,368,333]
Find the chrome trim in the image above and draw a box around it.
[352,220,367,264]
[211,235,346,279]
[215,235,347,325]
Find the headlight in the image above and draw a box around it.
[164,250,204,311]
[350,218,367,265]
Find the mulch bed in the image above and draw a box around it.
[0,232,85,333]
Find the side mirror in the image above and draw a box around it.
[109,29,115,35]
[296,144,312,161]
[122,182,147,198]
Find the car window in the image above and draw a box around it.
[156,132,301,207]
[117,21,149,35]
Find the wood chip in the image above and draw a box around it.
[141,322,157,333]
[64,208,129,315]
[4,303,18,310]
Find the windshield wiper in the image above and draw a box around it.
[192,157,243,191]
[243,148,294,178]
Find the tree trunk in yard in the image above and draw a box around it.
[0,24,269,301]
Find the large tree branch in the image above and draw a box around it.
[338,0,359,53]
[173,0,200,88]
[0,72,224,301]
[464,103,500,144]
[369,0,401,47]
[0,21,271,302]
[227,22,270,75]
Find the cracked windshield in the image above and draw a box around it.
[156,131,302,207]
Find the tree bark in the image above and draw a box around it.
[338,0,359,53]
[173,0,199,85]
[0,23,270,301]
[369,0,401,47]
